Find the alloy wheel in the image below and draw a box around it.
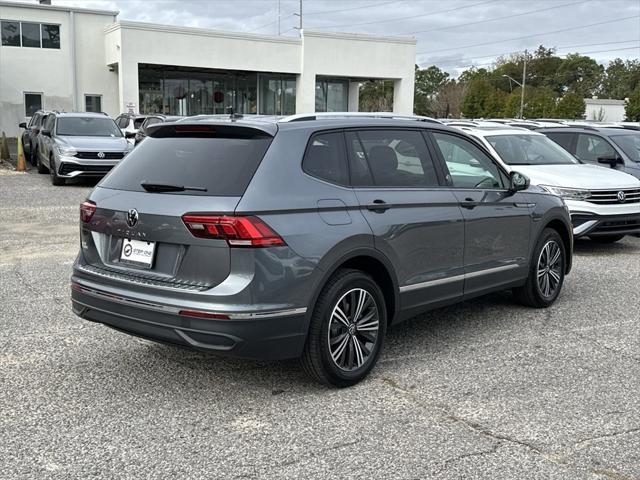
[537,240,562,298]
[327,288,380,371]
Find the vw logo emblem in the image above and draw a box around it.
[617,191,626,203]
[126,208,139,227]
[97,151,105,159]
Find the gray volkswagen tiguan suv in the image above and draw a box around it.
[71,114,573,386]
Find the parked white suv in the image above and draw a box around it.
[458,127,640,243]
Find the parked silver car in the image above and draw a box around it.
[36,112,132,185]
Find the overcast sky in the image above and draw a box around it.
[22,0,640,76]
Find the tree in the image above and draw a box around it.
[557,53,604,97]
[600,59,640,99]
[554,92,585,119]
[625,89,640,122]
[359,80,394,112]
[461,79,506,118]
[431,80,466,118]
[414,65,449,115]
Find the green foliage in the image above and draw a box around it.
[461,79,506,118]
[600,59,640,99]
[625,89,640,122]
[359,80,394,112]
[557,53,604,97]
[554,92,585,119]
[414,65,449,116]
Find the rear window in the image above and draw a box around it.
[99,134,272,196]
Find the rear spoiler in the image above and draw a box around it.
[147,122,276,138]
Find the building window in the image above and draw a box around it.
[21,22,40,48]
[85,95,102,113]
[0,20,59,48]
[258,74,296,115]
[315,77,349,112]
[1,21,20,46]
[41,24,60,49]
[24,93,43,117]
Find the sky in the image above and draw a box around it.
[18,0,640,76]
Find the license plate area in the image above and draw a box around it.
[120,238,156,268]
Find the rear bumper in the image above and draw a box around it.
[71,279,308,360]
[571,212,640,237]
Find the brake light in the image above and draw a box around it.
[80,201,96,223]
[181,214,285,247]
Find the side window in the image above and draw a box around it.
[43,115,55,133]
[576,134,616,163]
[302,132,349,185]
[116,116,128,128]
[432,132,505,189]
[546,132,575,153]
[345,129,439,187]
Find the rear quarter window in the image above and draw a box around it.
[302,131,349,185]
[99,132,272,196]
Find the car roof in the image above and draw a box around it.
[55,112,112,118]
[539,126,634,135]
[457,127,543,137]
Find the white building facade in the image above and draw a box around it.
[584,98,627,123]
[0,1,416,136]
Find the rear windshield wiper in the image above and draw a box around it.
[140,182,208,193]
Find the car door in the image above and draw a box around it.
[429,131,532,297]
[346,128,465,312]
[575,133,619,168]
[39,114,55,163]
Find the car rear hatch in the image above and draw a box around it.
[78,121,276,291]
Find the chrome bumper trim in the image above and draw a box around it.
[399,264,520,293]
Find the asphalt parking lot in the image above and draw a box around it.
[1,168,639,480]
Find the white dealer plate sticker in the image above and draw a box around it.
[120,238,155,267]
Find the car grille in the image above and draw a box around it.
[59,163,114,175]
[587,188,640,204]
[75,151,125,160]
[595,218,640,234]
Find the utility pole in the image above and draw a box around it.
[277,0,281,35]
[520,50,527,119]
[294,0,303,35]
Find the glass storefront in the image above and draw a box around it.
[138,64,296,116]
[315,77,349,112]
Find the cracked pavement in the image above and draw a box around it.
[1,170,639,479]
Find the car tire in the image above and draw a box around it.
[49,156,65,186]
[35,149,47,174]
[301,268,387,387]
[589,235,624,244]
[513,228,566,308]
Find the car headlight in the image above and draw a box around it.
[55,145,77,157]
[539,185,591,201]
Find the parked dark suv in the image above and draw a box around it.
[71,114,573,386]
[18,110,51,166]
[541,127,640,179]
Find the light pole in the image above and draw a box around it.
[502,50,527,119]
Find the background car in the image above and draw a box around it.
[134,115,182,145]
[541,126,640,180]
[115,113,150,141]
[18,110,51,166]
[460,126,640,243]
[36,112,132,185]
[71,114,572,387]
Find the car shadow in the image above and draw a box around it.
[573,237,640,256]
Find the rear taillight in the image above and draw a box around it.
[181,214,285,247]
[80,201,96,223]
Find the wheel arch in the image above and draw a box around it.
[542,217,573,274]
[310,248,399,327]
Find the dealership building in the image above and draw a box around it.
[0,0,416,136]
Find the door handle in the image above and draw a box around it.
[460,198,479,209]
[365,199,391,212]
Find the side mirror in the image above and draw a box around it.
[18,122,27,129]
[125,131,136,139]
[41,130,51,137]
[597,156,623,167]
[509,171,530,193]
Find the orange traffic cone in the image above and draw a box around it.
[16,132,26,172]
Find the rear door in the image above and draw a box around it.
[81,124,274,290]
[429,131,532,296]
[346,128,465,311]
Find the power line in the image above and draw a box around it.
[311,0,499,30]
[305,1,398,16]
[246,13,294,33]
[408,0,589,35]
[420,40,640,67]
[418,14,640,55]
